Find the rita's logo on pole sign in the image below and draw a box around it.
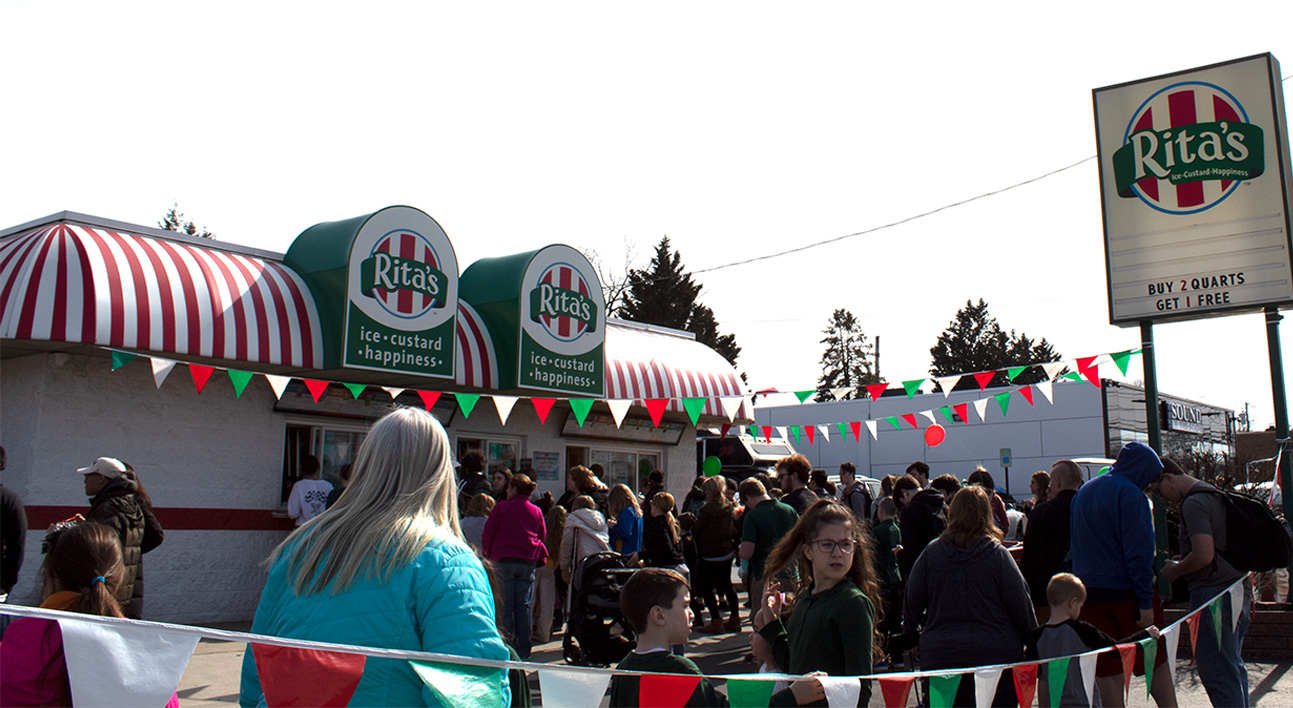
[519,246,605,396]
[344,207,458,378]
[1112,82,1265,215]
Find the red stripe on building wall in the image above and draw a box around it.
[25,505,295,532]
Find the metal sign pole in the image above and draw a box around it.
[1264,307,1293,582]
[1142,321,1170,597]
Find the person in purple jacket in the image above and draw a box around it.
[482,473,547,658]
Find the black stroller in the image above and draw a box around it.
[562,551,637,666]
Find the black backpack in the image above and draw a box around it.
[1183,486,1291,572]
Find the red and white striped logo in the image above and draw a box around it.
[535,263,593,342]
[365,230,442,319]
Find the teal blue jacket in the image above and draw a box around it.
[239,534,509,707]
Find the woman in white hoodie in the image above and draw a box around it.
[560,495,610,583]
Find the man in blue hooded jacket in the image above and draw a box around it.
[1070,441,1177,708]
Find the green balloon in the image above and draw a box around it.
[703,456,722,477]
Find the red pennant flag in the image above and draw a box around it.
[304,379,329,403]
[973,371,996,390]
[1076,355,1098,372]
[1080,360,1101,386]
[866,383,888,401]
[252,644,366,708]
[1012,664,1037,708]
[878,676,914,708]
[901,413,917,429]
[804,425,815,445]
[639,674,701,708]
[850,421,862,441]
[720,423,731,438]
[1116,643,1137,696]
[416,390,441,410]
[531,398,556,424]
[1186,612,1202,656]
[189,364,215,394]
[761,425,773,442]
[1019,386,1035,406]
[953,403,969,424]
[645,399,668,428]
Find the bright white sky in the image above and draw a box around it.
[4,2,1293,429]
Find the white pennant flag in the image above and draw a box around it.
[1080,653,1099,708]
[537,667,612,708]
[381,387,405,400]
[59,615,199,708]
[774,426,788,441]
[1034,379,1054,404]
[492,395,519,425]
[830,387,851,401]
[919,410,937,425]
[606,399,632,428]
[263,374,291,399]
[1042,361,1067,381]
[936,376,959,397]
[150,357,176,388]
[974,667,1003,708]
[865,420,879,440]
[818,425,831,442]
[973,398,990,422]
[1229,583,1243,630]
[819,676,862,708]
[720,396,744,422]
[1164,623,1182,682]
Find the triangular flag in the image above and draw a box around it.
[1063,372,1085,383]
[973,371,996,390]
[417,390,442,410]
[1208,599,1223,651]
[1141,637,1158,700]
[1164,623,1182,684]
[994,391,1011,416]
[830,387,851,401]
[1186,612,1202,655]
[953,403,969,424]
[342,383,366,399]
[901,413,918,429]
[150,357,176,388]
[747,425,759,438]
[303,379,329,403]
[1042,361,1066,381]
[1047,657,1071,708]
[110,351,136,371]
[1012,664,1037,708]
[682,398,707,427]
[774,426,788,442]
[836,422,848,438]
[1034,379,1054,404]
[762,425,773,442]
[818,424,831,442]
[1079,653,1098,708]
[1006,365,1028,382]
[252,644,366,708]
[720,396,743,422]
[410,660,504,708]
[878,676,914,708]
[1229,583,1244,631]
[189,364,215,394]
[381,386,405,400]
[938,406,956,424]
[1019,386,1035,406]
[794,390,814,404]
[919,410,937,424]
[639,673,702,708]
[60,615,201,708]
[1116,643,1137,699]
[974,667,1003,708]
[645,399,669,428]
[455,393,480,418]
[864,420,877,440]
[607,400,632,428]
[1077,356,1101,387]
[788,426,801,445]
[928,673,962,708]
[853,421,866,441]
[538,667,612,708]
[936,376,959,396]
[819,676,861,708]
[886,416,901,431]
[264,374,291,399]
[719,423,731,438]
[973,398,990,422]
[228,370,254,398]
[492,395,519,425]
[1111,349,1133,376]
[531,398,557,425]
[569,398,594,427]
[804,425,815,445]
[866,383,888,401]
[902,379,924,398]
[725,677,775,708]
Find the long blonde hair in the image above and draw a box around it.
[269,407,462,595]
[942,485,1002,547]
[608,484,641,518]
[703,475,730,510]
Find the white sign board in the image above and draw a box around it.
[1094,53,1293,326]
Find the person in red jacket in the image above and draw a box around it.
[482,474,546,659]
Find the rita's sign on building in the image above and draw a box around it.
[286,206,459,378]
[1094,53,1293,326]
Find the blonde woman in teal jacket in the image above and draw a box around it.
[240,408,508,707]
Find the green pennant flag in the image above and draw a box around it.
[1007,365,1028,381]
[886,416,901,431]
[726,677,776,708]
[343,383,366,399]
[1111,349,1133,376]
[794,390,814,404]
[928,673,961,708]
[937,406,955,424]
[788,426,800,445]
[1048,657,1071,708]
[409,660,504,708]
[1208,600,1224,651]
[227,370,254,398]
[110,351,136,371]
[1142,638,1158,700]
[1063,372,1085,383]
[902,379,923,398]
[682,398,707,427]
[568,398,594,427]
[995,391,1011,416]
[455,393,480,419]
[748,425,759,438]
[836,422,848,437]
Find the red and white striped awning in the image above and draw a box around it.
[0,221,323,368]
[605,321,749,420]
[454,301,497,389]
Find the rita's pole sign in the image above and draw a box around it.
[1094,53,1293,326]
[286,206,459,378]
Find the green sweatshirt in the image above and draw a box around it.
[871,519,902,585]
[759,578,874,707]
[609,650,796,707]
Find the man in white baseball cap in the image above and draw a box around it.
[78,457,126,497]
[78,457,145,614]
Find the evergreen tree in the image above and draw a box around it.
[159,203,216,239]
[929,298,1060,390]
[816,308,878,401]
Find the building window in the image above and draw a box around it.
[589,447,662,490]
[457,435,521,474]
[282,419,369,504]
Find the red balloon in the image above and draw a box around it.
[924,424,946,447]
